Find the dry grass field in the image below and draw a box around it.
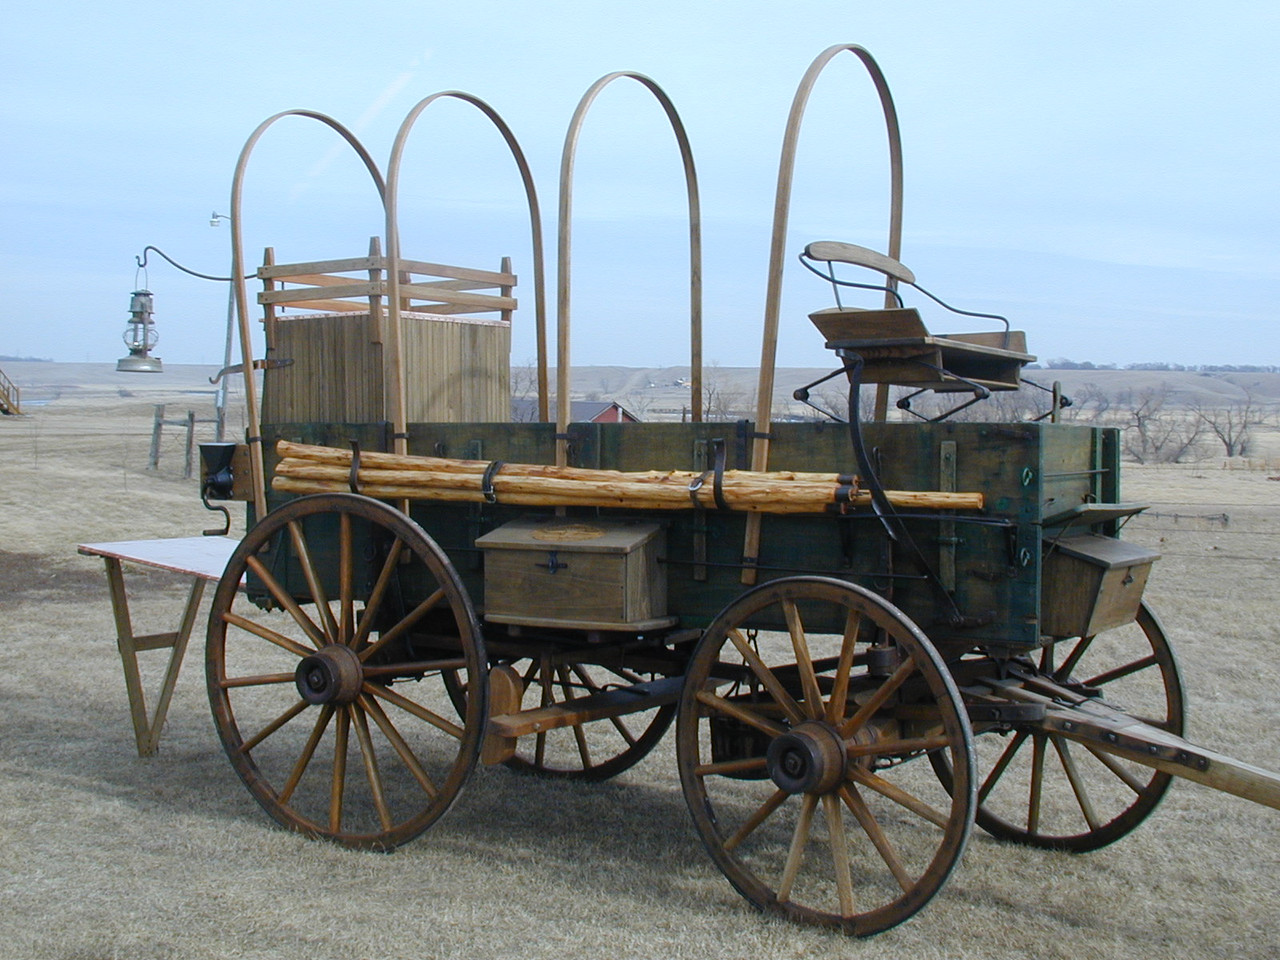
[2,362,1279,960]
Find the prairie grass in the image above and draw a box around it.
[1,364,1278,959]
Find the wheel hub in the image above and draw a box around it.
[295,644,364,705]
[766,721,847,795]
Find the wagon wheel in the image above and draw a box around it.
[206,493,487,850]
[501,656,675,780]
[442,654,675,780]
[676,577,975,936]
[932,601,1185,852]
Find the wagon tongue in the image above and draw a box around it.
[978,672,1280,811]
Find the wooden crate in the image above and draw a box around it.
[1041,534,1159,638]
[476,518,672,631]
[261,311,510,424]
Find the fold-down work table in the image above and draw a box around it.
[77,536,241,756]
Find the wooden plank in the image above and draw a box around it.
[805,240,916,284]
[270,298,371,314]
[487,676,683,738]
[398,258,515,286]
[259,282,382,305]
[1039,703,1280,811]
[399,301,508,317]
[398,283,516,311]
[412,278,503,293]
[258,256,380,278]
[271,272,373,288]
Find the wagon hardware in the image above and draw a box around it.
[191,44,1280,936]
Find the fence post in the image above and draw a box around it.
[183,410,196,480]
[148,404,164,471]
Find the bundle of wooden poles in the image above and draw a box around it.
[272,440,984,515]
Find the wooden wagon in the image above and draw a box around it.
[195,45,1280,937]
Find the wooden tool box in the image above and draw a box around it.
[476,518,673,631]
[1041,533,1159,638]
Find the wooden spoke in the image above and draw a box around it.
[825,609,862,726]
[694,756,769,778]
[287,519,337,643]
[338,512,354,642]
[839,655,917,738]
[723,789,789,853]
[1027,734,1047,833]
[570,663,637,746]
[238,698,310,754]
[1053,635,1094,681]
[365,682,464,740]
[244,554,328,649]
[978,731,1029,805]
[822,793,855,917]
[846,765,951,829]
[278,704,334,804]
[782,600,824,719]
[350,538,404,649]
[1085,654,1159,689]
[838,783,911,892]
[329,706,350,832]
[846,734,951,759]
[534,656,552,769]
[726,628,804,725]
[361,694,438,799]
[1085,745,1149,794]
[695,690,786,739]
[776,793,818,903]
[221,610,315,660]
[350,704,392,832]
[1051,736,1100,831]
[557,665,592,769]
[361,658,468,679]
[220,671,299,689]
[358,587,446,663]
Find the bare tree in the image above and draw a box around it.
[1059,381,1113,422]
[1193,390,1267,457]
[702,369,754,422]
[509,360,540,421]
[1115,386,1205,463]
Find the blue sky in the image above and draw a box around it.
[3,1,1277,370]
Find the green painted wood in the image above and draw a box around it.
[253,417,1124,653]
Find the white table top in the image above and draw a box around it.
[78,536,241,582]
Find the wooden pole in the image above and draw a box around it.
[148,404,164,471]
[183,410,196,480]
[743,44,905,582]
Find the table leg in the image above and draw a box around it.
[102,557,206,757]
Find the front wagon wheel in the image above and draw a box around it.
[206,493,487,850]
[932,601,1185,852]
[676,577,975,937]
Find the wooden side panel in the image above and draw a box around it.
[261,312,510,425]
[401,315,510,422]
[257,420,1117,654]
[262,315,384,424]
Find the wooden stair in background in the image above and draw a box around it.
[0,367,21,415]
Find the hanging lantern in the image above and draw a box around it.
[116,288,163,373]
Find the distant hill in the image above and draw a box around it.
[559,365,1280,419]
